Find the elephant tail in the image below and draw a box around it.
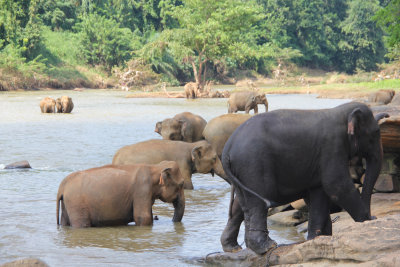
[56,191,63,225]
[222,154,275,209]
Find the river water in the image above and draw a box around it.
[0,89,349,266]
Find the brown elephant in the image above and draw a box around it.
[39,97,56,113]
[112,139,226,190]
[368,89,395,105]
[202,114,252,158]
[56,96,74,113]
[184,82,200,99]
[56,161,185,228]
[155,112,207,142]
[227,91,268,114]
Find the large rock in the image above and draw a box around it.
[4,160,31,169]
[205,193,400,266]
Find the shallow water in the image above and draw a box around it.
[0,89,349,266]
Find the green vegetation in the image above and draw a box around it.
[0,0,399,91]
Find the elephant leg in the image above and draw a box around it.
[305,187,332,239]
[182,169,194,190]
[60,201,70,226]
[240,192,277,255]
[220,195,244,252]
[68,209,91,228]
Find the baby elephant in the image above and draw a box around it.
[56,96,74,113]
[56,161,185,228]
[228,91,268,114]
[40,97,56,113]
[368,89,395,105]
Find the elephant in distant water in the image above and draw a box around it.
[228,91,268,114]
[56,96,74,113]
[368,89,395,105]
[57,161,185,228]
[155,112,207,143]
[184,82,200,99]
[40,97,56,113]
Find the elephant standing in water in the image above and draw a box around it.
[56,96,74,113]
[112,139,226,190]
[57,161,185,227]
[228,91,268,114]
[155,112,207,142]
[221,102,388,254]
[184,82,200,99]
[202,114,252,158]
[40,97,56,113]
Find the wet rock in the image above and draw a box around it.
[206,193,400,266]
[374,173,400,192]
[290,199,307,211]
[268,209,308,227]
[0,258,49,267]
[267,204,292,216]
[4,160,31,169]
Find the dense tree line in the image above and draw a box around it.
[0,0,399,86]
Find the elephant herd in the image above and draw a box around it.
[56,89,390,256]
[40,96,74,113]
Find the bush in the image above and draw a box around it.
[76,14,134,72]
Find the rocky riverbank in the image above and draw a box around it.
[205,193,400,266]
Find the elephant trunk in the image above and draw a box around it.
[214,156,228,181]
[361,141,383,218]
[264,100,269,112]
[172,189,185,222]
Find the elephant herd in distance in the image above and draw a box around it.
[40,96,74,113]
[55,88,391,256]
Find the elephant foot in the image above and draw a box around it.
[246,230,277,255]
[221,243,242,253]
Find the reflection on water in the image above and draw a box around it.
[0,89,349,266]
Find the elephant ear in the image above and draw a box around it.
[160,167,172,185]
[155,121,162,134]
[191,146,202,161]
[180,120,188,138]
[347,108,362,136]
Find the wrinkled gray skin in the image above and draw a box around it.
[56,96,74,113]
[40,97,56,113]
[155,112,207,143]
[202,114,252,159]
[112,139,226,190]
[228,91,269,114]
[57,161,185,228]
[368,89,395,105]
[221,102,388,255]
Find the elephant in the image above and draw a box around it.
[56,96,74,113]
[220,102,389,254]
[227,91,268,114]
[112,139,226,190]
[56,161,185,228]
[184,82,200,99]
[368,89,395,105]
[155,112,207,142]
[39,97,56,113]
[202,114,252,158]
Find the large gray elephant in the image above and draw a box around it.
[112,139,226,190]
[40,97,56,113]
[228,91,268,114]
[155,112,207,143]
[221,102,388,254]
[56,96,74,113]
[368,89,395,105]
[202,114,252,158]
[57,161,185,228]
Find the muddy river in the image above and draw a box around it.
[0,89,349,266]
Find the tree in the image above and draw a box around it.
[143,0,266,88]
[339,0,385,72]
[375,0,400,60]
